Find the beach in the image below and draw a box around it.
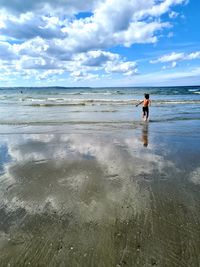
[0,86,200,266]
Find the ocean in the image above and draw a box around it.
[0,86,200,132]
[0,86,200,266]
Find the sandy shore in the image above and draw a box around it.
[0,120,200,266]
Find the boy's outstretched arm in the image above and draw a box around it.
[136,100,143,107]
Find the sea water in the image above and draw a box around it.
[0,86,199,132]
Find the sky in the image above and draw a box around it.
[0,0,200,87]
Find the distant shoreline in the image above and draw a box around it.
[0,85,200,89]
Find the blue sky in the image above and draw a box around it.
[0,0,200,87]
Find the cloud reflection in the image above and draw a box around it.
[190,167,200,185]
[0,133,176,224]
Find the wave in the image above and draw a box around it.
[26,99,135,107]
[25,99,200,107]
[1,91,200,106]
[153,100,200,105]
[29,103,87,107]
[188,89,200,92]
[20,98,46,102]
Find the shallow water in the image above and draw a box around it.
[0,86,200,127]
[0,87,200,266]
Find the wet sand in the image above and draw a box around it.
[0,121,200,267]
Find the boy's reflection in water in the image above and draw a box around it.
[142,123,149,147]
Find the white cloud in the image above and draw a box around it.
[73,50,138,76]
[171,61,177,68]
[1,40,138,79]
[185,51,200,60]
[169,10,179,18]
[73,50,120,67]
[37,69,65,80]
[105,61,138,76]
[0,0,185,48]
[0,0,98,15]
[0,12,66,40]
[70,70,99,81]
[133,0,186,19]
[15,55,60,70]
[167,31,174,38]
[112,21,170,47]
[151,51,200,69]
[0,0,187,83]
[162,61,177,69]
[151,52,185,63]
[59,0,173,52]
[0,41,19,60]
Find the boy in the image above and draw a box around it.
[136,93,151,121]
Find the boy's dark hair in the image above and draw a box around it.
[144,93,149,99]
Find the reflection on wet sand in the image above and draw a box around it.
[0,133,200,266]
[142,122,149,147]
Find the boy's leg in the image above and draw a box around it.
[146,108,149,120]
[143,107,149,121]
[142,107,145,118]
